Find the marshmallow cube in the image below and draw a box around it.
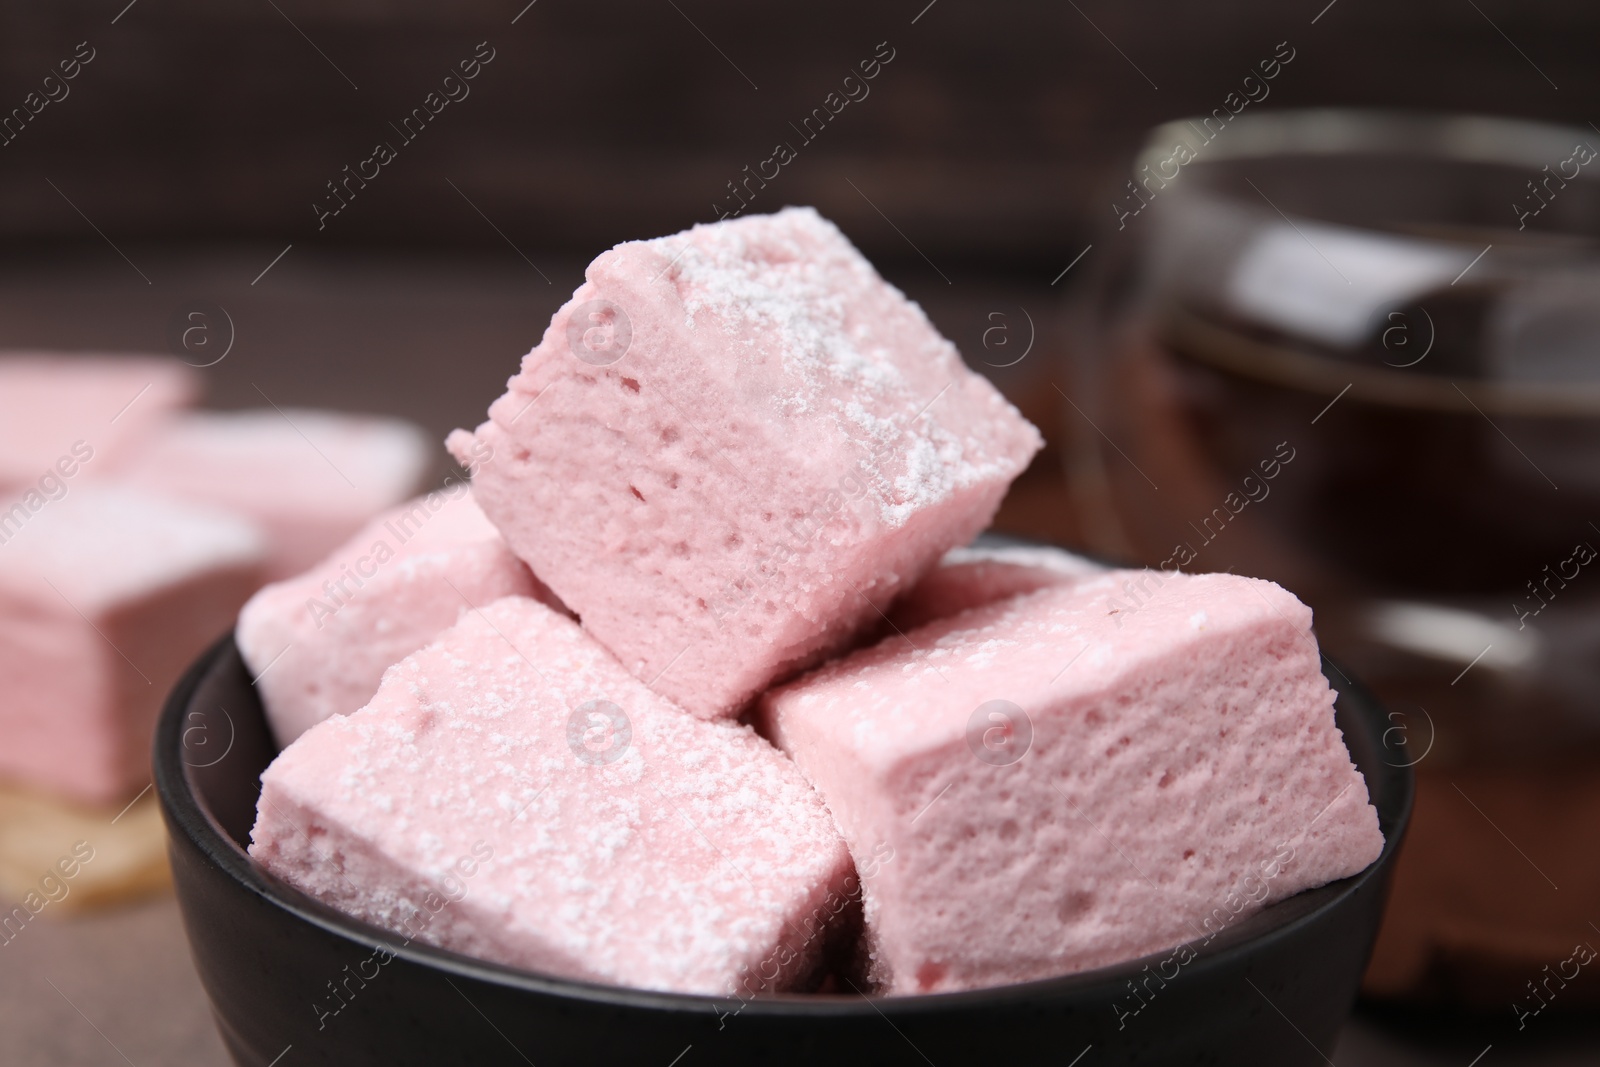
[124,408,432,579]
[237,490,562,748]
[759,571,1385,994]
[251,596,856,996]
[450,207,1040,718]
[0,486,265,803]
[0,354,196,490]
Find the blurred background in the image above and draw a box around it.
[3,0,1600,1063]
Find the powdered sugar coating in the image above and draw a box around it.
[758,570,1384,994]
[450,207,1041,718]
[250,596,855,995]
[237,489,563,748]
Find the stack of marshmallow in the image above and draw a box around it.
[245,208,1384,998]
[0,356,431,806]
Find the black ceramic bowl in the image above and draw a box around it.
[157,632,1411,1067]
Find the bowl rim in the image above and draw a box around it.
[156,631,1413,1018]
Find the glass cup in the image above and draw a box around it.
[1068,109,1600,769]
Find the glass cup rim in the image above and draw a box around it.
[1129,108,1600,417]
[1135,107,1597,178]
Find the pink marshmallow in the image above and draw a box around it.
[449,207,1041,718]
[250,595,857,995]
[237,489,563,748]
[0,353,197,490]
[758,570,1385,994]
[123,408,432,579]
[889,542,1105,631]
[0,485,265,803]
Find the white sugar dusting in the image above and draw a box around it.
[252,596,849,994]
[632,207,1029,526]
[653,209,903,404]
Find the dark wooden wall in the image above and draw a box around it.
[1,0,1595,270]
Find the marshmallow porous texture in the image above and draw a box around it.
[759,569,1385,995]
[449,206,1042,718]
